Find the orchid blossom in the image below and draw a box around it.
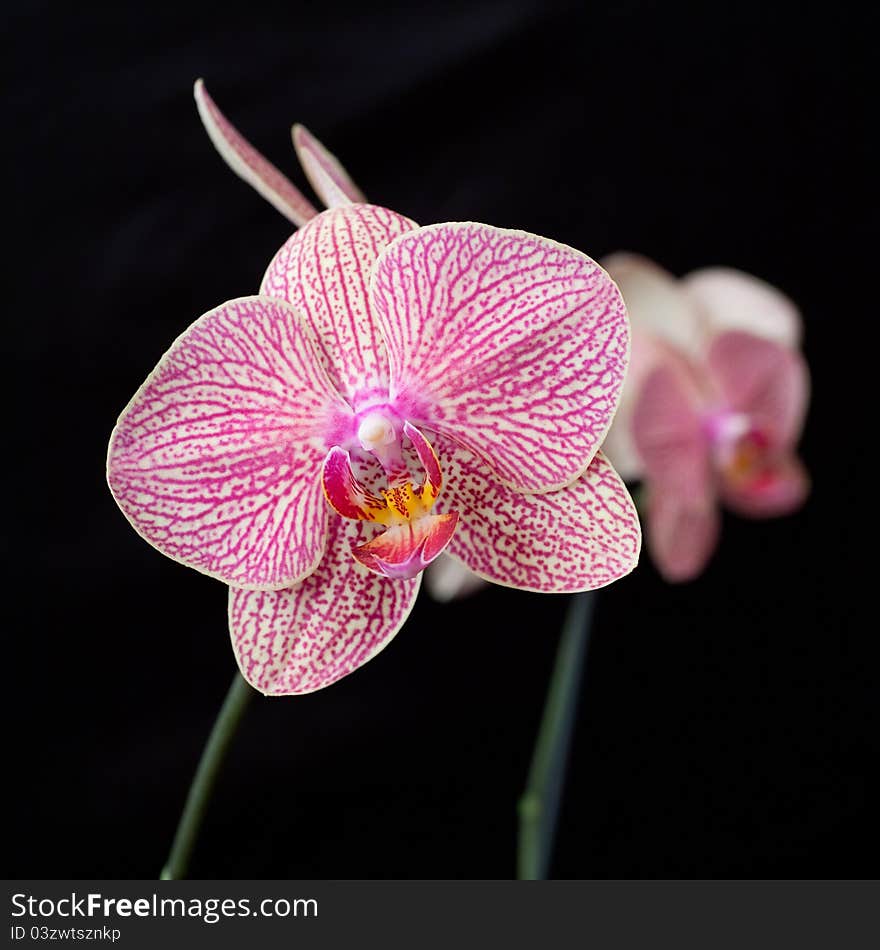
[599,252,809,582]
[107,86,640,695]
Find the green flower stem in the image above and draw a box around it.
[161,671,255,880]
[517,591,596,880]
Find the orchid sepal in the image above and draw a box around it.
[229,517,421,696]
[292,122,367,208]
[194,79,319,227]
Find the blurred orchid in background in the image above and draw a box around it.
[107,83,641,697]
[430,254,811,597]
[601,253,810,582]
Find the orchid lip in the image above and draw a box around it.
[353,512,460,579]
[702,409,773,486]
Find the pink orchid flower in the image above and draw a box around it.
[600,252,809,583]
[107,88,641,696]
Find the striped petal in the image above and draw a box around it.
[371,223,630,492]
[194,80,319,227]
[683,267,802,348]
[292,123,367,208]
[706,331,809,450]
[229,516,421,695]
[108,296,351,590]
[433,436,640,592]
[261,204,417,401]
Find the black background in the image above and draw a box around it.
[5,1,872,878]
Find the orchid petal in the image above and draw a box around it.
[353,512,459,579]
[646,487,720,583]
[432,436,640,592]
[229,516,421,695]
[261,204,417,401]
[631,361,720,581]
[425,555,488,602]
[603,252,706,358]
[601,332,673,482]
[322,447,388,521]
[108,296,351,590]
[720,454,809,518]
[194,80,319,227]
[403,421,442,504]
[292,123,367,209]
[371,223,629,492]
[631,358,713,497]
[706,331,809,450]
[683,267,802,348]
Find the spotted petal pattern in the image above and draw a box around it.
[229,517,421,695]
[194,80,319,227]
[371,223,629,492]
[108,296,351,589]
[292,123,367,208]
[432,435,640,592]
[261,204,417,401]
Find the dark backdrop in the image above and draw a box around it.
[5,0,872,878]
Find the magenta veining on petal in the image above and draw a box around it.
[107,93,642,693]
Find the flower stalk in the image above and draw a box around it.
[161,672,255,880]
[517,591,595,880]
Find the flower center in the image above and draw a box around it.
[351,406,408,486]
[357,411,397,453]
[321,420,459,579]
[705,410,769,486]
